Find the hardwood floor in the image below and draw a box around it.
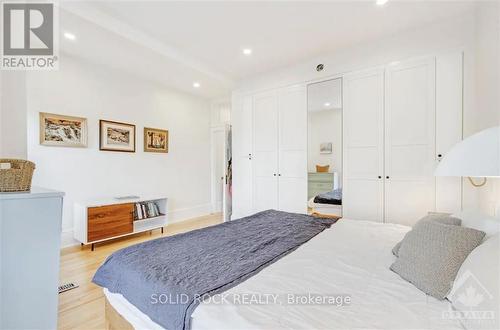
[58,213,222,330]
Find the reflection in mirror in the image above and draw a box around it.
[307,78,342,218]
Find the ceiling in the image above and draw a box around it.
[59,1,476,99]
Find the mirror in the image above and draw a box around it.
[307,78,343,217]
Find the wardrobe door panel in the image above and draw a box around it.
[278,85,307,214]
[231,94,253,219]
[385,58,436,226]
[343,69,385,222]
[279,86,307,151]
[278,178,307,214]
[280,150,306,178]
[254,92,278,153]
[344,179,384,221]
[253,91,279,212]
[254,176,279,211]
[436,52,463,213]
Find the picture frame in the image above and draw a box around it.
[320,142,333,154]
[99,120,136,152]
[144,127,169,153]
[39,112,88,148]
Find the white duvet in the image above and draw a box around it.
[105,219,464,330]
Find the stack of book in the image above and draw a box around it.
[134,201,162,220]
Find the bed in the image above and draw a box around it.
[96,212,465,330]
[308,188,342,217]
[308,197,342,217]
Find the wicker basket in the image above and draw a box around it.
[0,159,35,192]
[316,165,330,173]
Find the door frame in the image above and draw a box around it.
[210,125,227,215]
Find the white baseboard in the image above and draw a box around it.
[168,203,213,224]
[60,203,213,248]
[61,229,80,248]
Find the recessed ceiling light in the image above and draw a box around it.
[63,32,76,41]
[324,102,331,107]
[193,82,201,88]
[242,48,252,55]
[376,0,388,6]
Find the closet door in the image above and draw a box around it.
[343,69,385,222]
[435,52,463,213]
[253,91,279,212]
[231,94,253,219]
[278,85,307,213]
[384,58,436,226]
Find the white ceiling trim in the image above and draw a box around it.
[59,2,234,88]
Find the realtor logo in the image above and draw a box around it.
[1,2,58,70]
[449,270,494,309]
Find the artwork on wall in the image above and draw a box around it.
[320,142,333,154]
[144,127,169,153]
[39,112,88,147]
[99,120,136,152]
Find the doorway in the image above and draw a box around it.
[211,127,225,214]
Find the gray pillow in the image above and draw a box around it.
[390,221,485,299]
[392,215,462,257]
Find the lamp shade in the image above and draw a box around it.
[435,126,500,177]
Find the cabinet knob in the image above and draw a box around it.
[378,176,382,179]
[386,176,390,179]
[273,174,277,176]
[278,174,281,176]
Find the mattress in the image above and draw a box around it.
[104,219,464,330]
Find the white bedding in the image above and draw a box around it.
[104,219,464,330]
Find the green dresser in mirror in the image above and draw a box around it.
[308,172,335,200]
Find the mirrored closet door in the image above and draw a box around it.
[307,78,343,218]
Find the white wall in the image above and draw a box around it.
[235,14,475,94]
[0,71,28,159]
[307,109,342,179]
[26,55,212,247]
[234,9,499,215]
[210,98,231,128]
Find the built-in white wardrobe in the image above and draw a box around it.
[232,52,463,225]
[343,53,463,225]
[232,85,307,219]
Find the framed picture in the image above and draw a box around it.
[144,127,169,153]
[320,142,333,154]
[99,120,136,152]
[39,112,87,147]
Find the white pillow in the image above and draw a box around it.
[452,210,500,238]
[448,233,499,330]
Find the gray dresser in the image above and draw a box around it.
[308,172,334,199]
[0,187,64,329]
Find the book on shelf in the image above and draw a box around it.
[134,201,162,220]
